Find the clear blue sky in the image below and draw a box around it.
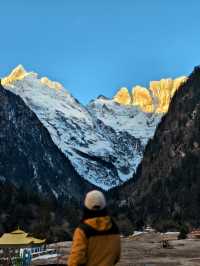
[0,0,200,103]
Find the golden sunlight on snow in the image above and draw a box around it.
[113,87,131,105]
[40,77,63,90]
[1,65,28,86]
[114,77,187,113]
[2,65,63,91]
[149,77,187,113]
[132,85,154,113]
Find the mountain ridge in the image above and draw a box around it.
[1,65,186,190]
[2,65,186,113]
[114,76,187,113]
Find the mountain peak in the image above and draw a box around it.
[113,77,187,113]
[2,65,63,91]
[97,95,109,100]
[1,65,28,86]
[132,85,154,113]
[113,87,131,105]
[149,76,187,113]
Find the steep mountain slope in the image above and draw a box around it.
[2,66,185,190]
[115,67,200,227]
[0,83,93,201]
[87,96,161,182]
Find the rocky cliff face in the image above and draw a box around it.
[115,67,200,227]
[0,83,93,201]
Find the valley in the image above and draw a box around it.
[32,236,200,266]
[1,65,200,242]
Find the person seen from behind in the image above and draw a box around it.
[68,190,121,266]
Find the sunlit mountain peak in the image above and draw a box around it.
[132,85,154,113]
[114,76,187,113]
[113,87,131,105]
[40,77,63,90]
[1,65,29,86]
[149,77,187,113]
[2,65,63,91]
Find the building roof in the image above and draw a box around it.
[0,229,45,248]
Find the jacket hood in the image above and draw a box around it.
[84,216,112,231]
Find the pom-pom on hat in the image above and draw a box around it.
[84,190,106,210]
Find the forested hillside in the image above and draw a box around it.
[111,67,200,231]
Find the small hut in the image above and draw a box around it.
[0,229,46,265]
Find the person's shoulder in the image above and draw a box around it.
[73,226,87,239]
[77,222,96,238]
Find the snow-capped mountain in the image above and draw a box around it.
[2,65,185,190]
[87,97,161,183]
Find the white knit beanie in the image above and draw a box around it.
[84,190,106,210]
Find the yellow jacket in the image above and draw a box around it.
[68,216,121,266]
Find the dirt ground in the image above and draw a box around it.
[32,233,200,266]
